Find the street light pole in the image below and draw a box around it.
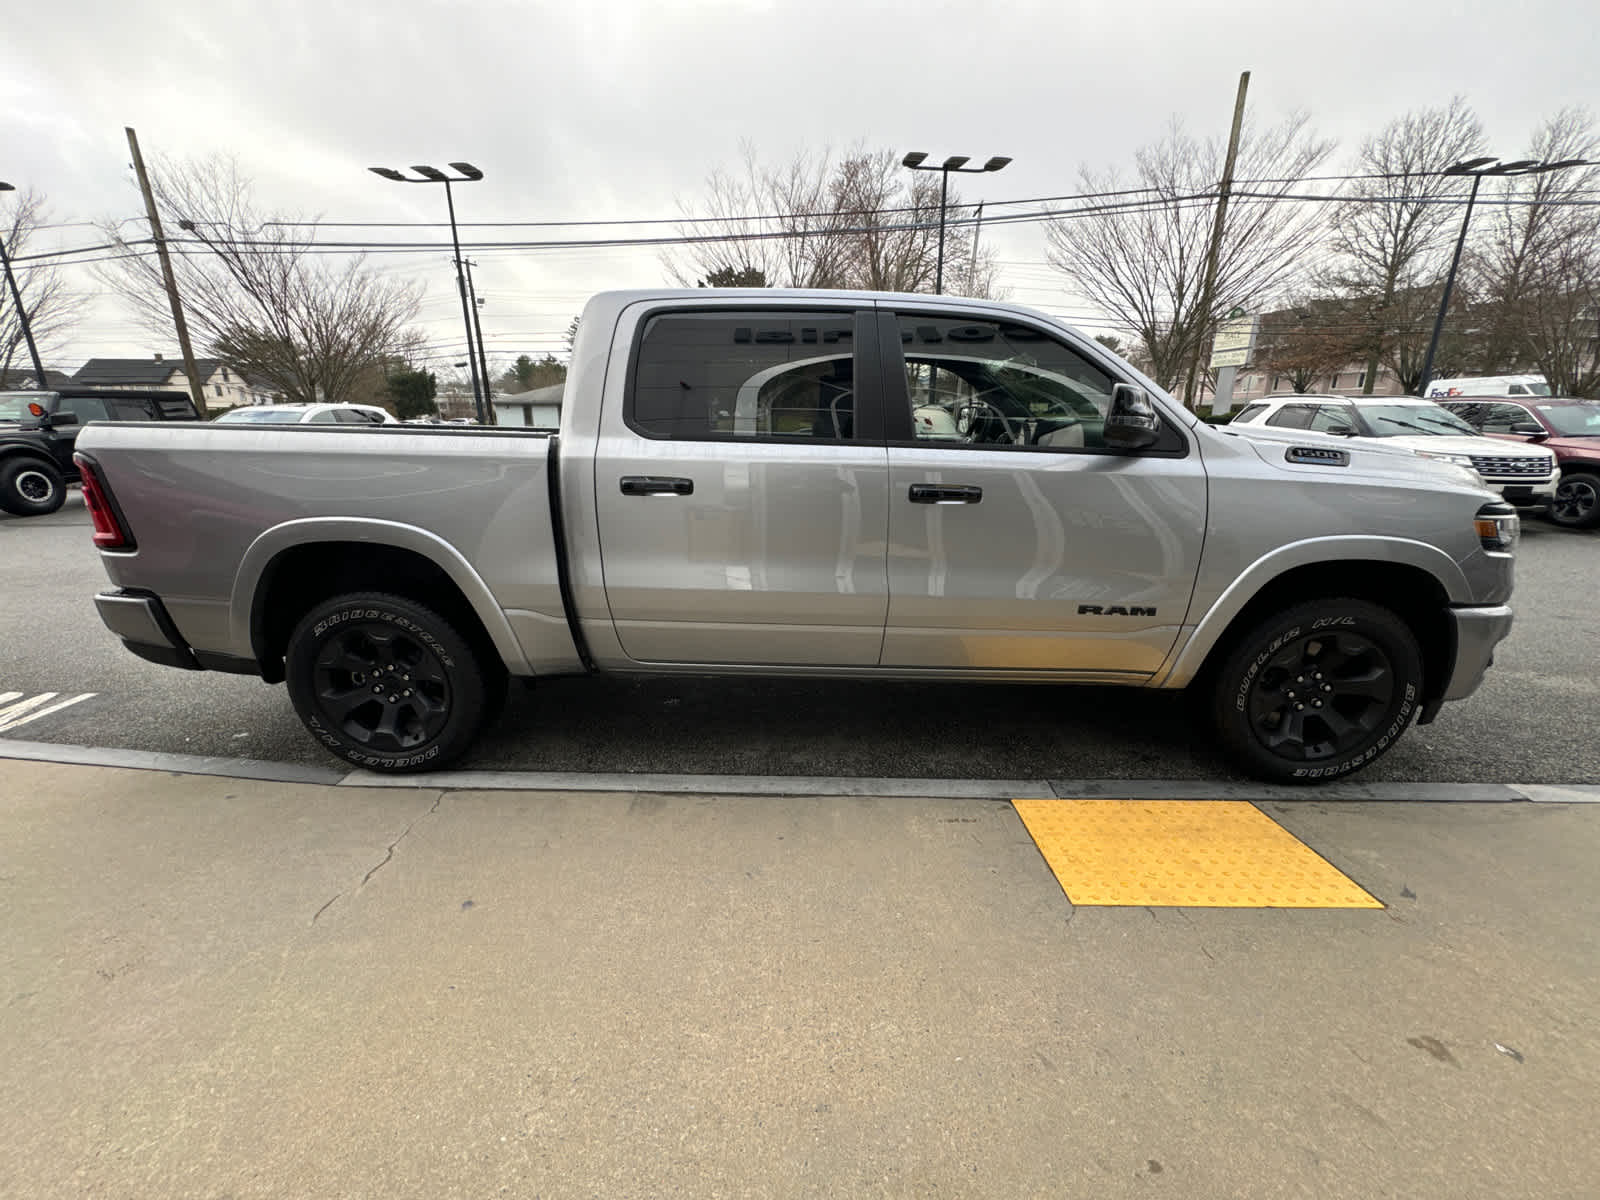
[463,259,494,424]
[901,153,1011,295]
[1417,154,1591,396]
[369,162,486,422]
[0,181,47,387]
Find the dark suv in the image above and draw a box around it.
[1440,397,1600,529]
[0,389,201,517]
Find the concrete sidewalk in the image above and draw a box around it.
[3,757,1598,1198]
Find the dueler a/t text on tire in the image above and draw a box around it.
[285,591,491,772]
[1211,597,1424,783]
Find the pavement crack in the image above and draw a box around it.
[359,792,444,890]
[311,894,341,924]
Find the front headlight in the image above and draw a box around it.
[1474,502,1519,552]
[1415,450,1476,468]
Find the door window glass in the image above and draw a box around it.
[1480,403,1535,433]
[55,396,110,422]
[1266,404,1315,429]
[307,409,338,424]
[893,314,1116,450]
[107,397,157,421]
[1306,404,1357,433]
[630,311,856,440]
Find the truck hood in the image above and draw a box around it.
[1217,425,1489,491]
[1367,434,1553,460]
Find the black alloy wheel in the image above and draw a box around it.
[285,592,495,771]
[1245,630,1395,763]
[1548,472,1600,530]
[1211,598,1423,783]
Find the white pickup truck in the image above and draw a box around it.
[76,289,1517,782]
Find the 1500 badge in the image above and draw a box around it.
[1079,605,1157,616]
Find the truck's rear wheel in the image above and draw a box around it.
[0,458,66,516]
[285,592,490,772]
[1210,598,1423,783]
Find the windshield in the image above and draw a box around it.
[1535,402,1600,436]
[0,392,52,421]
[214,408,305,423]
[1358,404,1478,437]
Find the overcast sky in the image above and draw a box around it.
[5,0,1597,376]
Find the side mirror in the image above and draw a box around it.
[1510,422,1547,439]
[45,412,79,428]
[1324,423,1356,437]
[1103,384,1161,450]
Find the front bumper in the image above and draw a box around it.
[1441,604,1514,702]
[1485,476,1556,504]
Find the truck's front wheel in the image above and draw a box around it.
[0,458,66,516]
[1210,598,1423,783]
[285,592,491,772]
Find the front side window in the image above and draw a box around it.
[307,410,339,424]
[1231,403,1268,423]
[893,314,1119,450]
[630,310,856,440]
[1306,404,1358,433]
[1479,403,1536,433]
[56,396,110,423]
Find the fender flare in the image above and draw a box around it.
[232,517,532,674]
[1157,535,1470,689]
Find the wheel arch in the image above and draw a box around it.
[1164,541,1462,705]
[235,518,531,684]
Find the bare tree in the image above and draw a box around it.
[1253,293,1368,393]
[1045,113,1334,399]
[665,144,1003,297]
[1469,107,1600,389]
[1,190,85,383]
[1327,99,1486,392]
[97,156,421,405]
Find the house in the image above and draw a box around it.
[0,367,77,390]
[71,355,279,408]
[492,383,562,428]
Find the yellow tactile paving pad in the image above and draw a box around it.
[1011,799,1383,908]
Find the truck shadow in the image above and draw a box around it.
[471,674,1241,781]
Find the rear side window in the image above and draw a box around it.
[629,310,857,440]
[1266,404,1315,429]
[107,397,157,421]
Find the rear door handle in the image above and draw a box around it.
[908,483,983,504]
[620,475,694,497]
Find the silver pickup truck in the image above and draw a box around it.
[76,289,1517,782]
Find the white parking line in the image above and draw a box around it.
[0,691,97,734]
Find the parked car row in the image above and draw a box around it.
[1226,392,1600,529]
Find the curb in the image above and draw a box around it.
[3,737,1598,802]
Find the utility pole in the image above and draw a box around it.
[1185,71,1250,409]
[463,259,494,424]
[0,181,47,387]
[126,128,208,418]
[967,202,985,290]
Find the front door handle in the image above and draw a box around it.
[620,475,694,497]
[908,483,983,505]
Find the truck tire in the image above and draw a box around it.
[0,458,67,516]
[1548,470,1600,529]
[285,592,492,773]
[1210,598,1424,784]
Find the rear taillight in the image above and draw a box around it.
[73,454,135,550]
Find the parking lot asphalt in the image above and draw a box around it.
[4,757,1598,1199]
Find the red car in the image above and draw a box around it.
[1442,397,1600,529]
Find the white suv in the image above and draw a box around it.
[213,403,398,425]
[1228,394,1557,505]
